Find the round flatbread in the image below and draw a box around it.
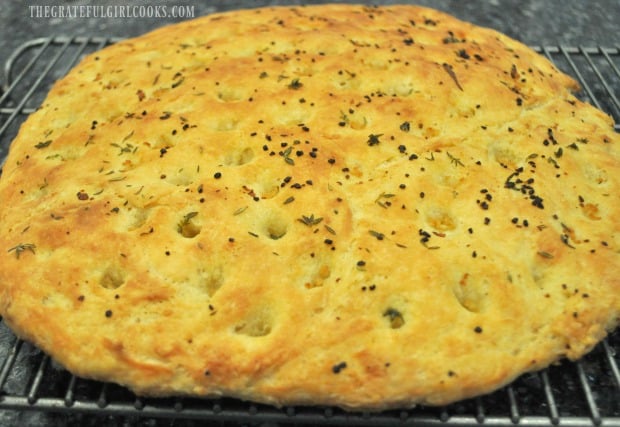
[0,4,618,410]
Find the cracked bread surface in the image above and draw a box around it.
[0,4,618,410]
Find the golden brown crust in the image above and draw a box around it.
[0,4,618,410]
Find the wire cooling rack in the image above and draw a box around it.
[0,37,619,427]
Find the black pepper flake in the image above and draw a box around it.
[369,230,385,240]
[367,133,383,146]
[419,229,432,245]
[332,362,347,374]
[105,309,113,318]
[357,260,366,267]
[213,172,222,179]
[442,30,462,43]
[400,121,411,132]
[504,168,545,209]
[383,308,405,328]
[456,49,470,59]
[508,64,518,79]
[288,78,303,89]
[474,326,483,333]
[531,196,544,209]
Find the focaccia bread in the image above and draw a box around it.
[0,4,618,410]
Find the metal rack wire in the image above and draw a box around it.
[0,37,618,426]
